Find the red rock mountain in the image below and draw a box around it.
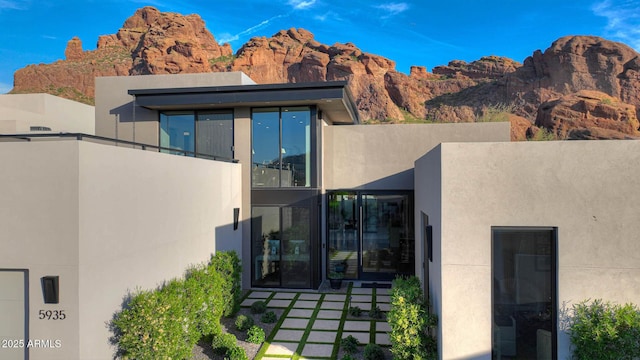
[11,7,640,140]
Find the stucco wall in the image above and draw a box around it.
[0,140,242,359]
[415,140,640,360]
[0,93,94,134]
[0,141,81,360]
[95,72,255,145]
[324,122,510,190]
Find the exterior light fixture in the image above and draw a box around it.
[41,276,59,304]
[233,208,240,230]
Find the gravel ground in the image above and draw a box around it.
[191,307,285,360]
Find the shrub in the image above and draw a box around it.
[349,306,362,317]
[246,325,266,344]
[235,314,254,331]
[569,299,640,360]
[341,354,356,360]
[251,300,267,314]
[388,276,437,360]
[261,310,278,323]
[210,251,242,316]
[184,263,223,336]
[110,284,195,359]
[211,332,237,355]
[110,251,242,359]
[364,343,386,360]
[368,305,382,319]
[341,335,359,354]
[227,345,249,360]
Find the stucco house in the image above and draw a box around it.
[0,72,638,360]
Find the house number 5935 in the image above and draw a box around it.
[38,310,66,320]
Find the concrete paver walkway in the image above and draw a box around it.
[241,283,392,359]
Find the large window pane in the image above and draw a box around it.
[252,108,280,187]
[281,207,310,288]
[196,111,233,159]
[252,207,281,287]
[492,228,556,360]
[160,112,195,156]
[328,192,358,279]
[282,107,310,187]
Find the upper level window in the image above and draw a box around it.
[252,107,311,187]
[160,110,233,159]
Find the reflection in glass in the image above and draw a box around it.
[281,207,310,288]
[160,112,195,155]
[362,194,414,276]
[282,107,310,187]
[251,107,311,187]
[252,108,280,187]
[252,207,280,287]
[328,192,358,279]
[196,111,233,159]
[492,229,555,359]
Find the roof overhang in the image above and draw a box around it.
[128,81,359,124]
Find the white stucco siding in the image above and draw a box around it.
[416,140,640,360]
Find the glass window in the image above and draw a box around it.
[251,206,312,288]
[252,108,280,187]
[492,228,556,359]
[281,207,310,288]
[160,112,195,156]
[251,206,281,287]
[282,107,311,187]
[252,107,311,187]
[196,111,234,159]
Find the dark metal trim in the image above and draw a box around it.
[490,226,559,360]
[128,81,349,95]
[0,133,238,163]
[0,269,29,360]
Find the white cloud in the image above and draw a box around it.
[288,0,316,10]
[314,11,342,22]
[0,82,12,94]
[217,13,288,44]
[0,0,28,10]
[592,0,640,50]
[374,2,409,17]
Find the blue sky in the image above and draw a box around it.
[1,0,639,94]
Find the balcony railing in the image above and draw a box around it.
[0,132,238,163]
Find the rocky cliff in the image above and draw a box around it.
[11,7,640,140]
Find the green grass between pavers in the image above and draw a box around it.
[370,287,377,345]
[330,282,353,359]
[292,293,326,360]
[254,292,300,359]
[252,285,391,360]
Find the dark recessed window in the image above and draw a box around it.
[251,107,310,187]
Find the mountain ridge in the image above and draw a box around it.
[10,6,640,140]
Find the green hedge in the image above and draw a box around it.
[388,276,437,360]
[569,299,640,360]
[110,251,242,359]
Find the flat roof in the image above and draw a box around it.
[128,81,360,124]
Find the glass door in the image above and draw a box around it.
[492,227,557,359]
[361,194,413,280]
[327,191,414,281]
[327,192,359,279]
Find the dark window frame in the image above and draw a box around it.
[158,109,234,160]
[250,106,317,189]
[491,226,558,360]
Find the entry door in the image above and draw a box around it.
[328,192,414,281]
[361,194,413,280]
[492,228,557,359]
[0,270,28,360]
